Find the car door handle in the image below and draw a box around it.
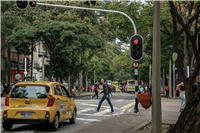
[66,100,68,102]
[57,98,60,100]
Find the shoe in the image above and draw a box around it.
[111,111,114,113]
[91,96,93,99]
[179,109,183,112]
[134,111,140,114]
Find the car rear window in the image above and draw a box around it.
[11,86,50,99]
[128,81,135,84]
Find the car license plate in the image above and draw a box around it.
[21,112,32,118]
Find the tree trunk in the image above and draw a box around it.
[49,54,53,81]
[168,85,200,133]
[190,54,195,69]
[60,77,63,84]
[184,79,193,104]
[31,43,33,81]
[7,46,11,94]
[184,32,189,69]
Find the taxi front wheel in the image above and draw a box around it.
[69,109,76,124]
[2,122,13,130]
[50,113,59,131]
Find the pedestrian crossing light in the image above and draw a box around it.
[130,35,144,61]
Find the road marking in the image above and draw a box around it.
[77,118,101,122]
[113,109,126,116]
[116,99,124,102]
[120,102,135,109]
[78,113,111,117]
[81,103,118,109]
[95,109,110,115]
[15,128,39,133]
[77,108,94,114]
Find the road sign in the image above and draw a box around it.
[135,69,138,75]
[132,61,139,68]
[172,53,178,62]
[15,74,21,79]
[135,81,138,86]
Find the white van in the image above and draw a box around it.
[125,80,135,93]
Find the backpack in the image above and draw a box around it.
[92,85,96,90]
[107,84,112,93]
[175,87,179,96]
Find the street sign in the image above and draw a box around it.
[135,69,138,75]
[132,61,139,68]
[172,53,178,62]
[15,74,21,80]
[135,81,138,86]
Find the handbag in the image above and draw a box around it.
[137,92,152,109]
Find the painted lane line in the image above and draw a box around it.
[78,113,111,117]
[116,99,124,102]
[77,108,95,114]
[120,102,135,110]
[113,109,126,116]
[94,109,110,115]
[77,118,101,122]
[81,103,118,109]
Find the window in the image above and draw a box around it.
[60,85,69,97]
[54,85,62,96]
[128,81,135,84]
[11,86,50,98]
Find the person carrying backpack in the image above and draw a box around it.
[97,78,114,113]
[91,81,99,99]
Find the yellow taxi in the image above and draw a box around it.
[2,82,77,131]
[99,85,103,89]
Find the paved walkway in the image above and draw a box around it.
[72,97,181,133]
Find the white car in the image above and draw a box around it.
[1,83,4,97]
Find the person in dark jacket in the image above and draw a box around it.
[92,81,99,99]
[192,77,198,94]
[97,78,114,113]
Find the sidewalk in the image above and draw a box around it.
[72,98,181,133]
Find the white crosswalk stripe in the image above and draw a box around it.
[77,118,100,122]
[77,108,95,114]
[94,109,110,115]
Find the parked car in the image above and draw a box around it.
[2,82,77,131]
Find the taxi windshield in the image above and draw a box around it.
[11,86,50,99]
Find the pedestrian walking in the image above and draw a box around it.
[97,78,114,113]
[91,81,99,99]
[144,84,148,92]
[192,77,198,94]
[138,81,144,94]
[3,82,7,94]
[177,82,185,112]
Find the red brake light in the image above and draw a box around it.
[47,94,55,107]
[132,39,138,44]
[4,111,7,118]
[5,94,10,106]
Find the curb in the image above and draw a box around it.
[74,93,94,98]
[132,121,150,130]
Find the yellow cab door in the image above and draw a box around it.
[60,85,73,119]
[53,84,66,121]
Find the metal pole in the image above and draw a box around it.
[42,53,45,81]
[79,53,82,94]
[173,62,175,98]
[37,2,137,35]
[24,58,27,82]
[187,66,189,78]
[68,75,70,94]
[152,1,162,133]
[149,64,151,87]
[134,68,139,113]
[169,58,172,98]
[94,50,95,84]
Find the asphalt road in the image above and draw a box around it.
[0,92,136,133]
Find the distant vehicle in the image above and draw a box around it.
[2,82,77,131]
[115,86,120,92]
[106,80,112,87]
[112,81,118,92]
[1,83,4,97]
[119,82,124,92]
[125,80,135,93]
[99,85,103,89]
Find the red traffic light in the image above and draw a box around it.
[132,39,138,44]
[29,1,36,7]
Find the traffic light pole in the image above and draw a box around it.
[134,68,139,113]
[37,2,137,35]
[24,58,27,82]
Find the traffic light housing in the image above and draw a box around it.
[130,34,144,61]
[19,62,25,68]
[16,1,28,10]
[27,61,32,69]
